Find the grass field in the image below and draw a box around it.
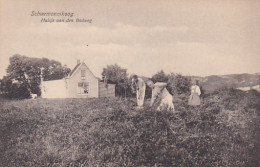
[0,89,259,167]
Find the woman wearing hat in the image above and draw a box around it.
[147,80,174,111]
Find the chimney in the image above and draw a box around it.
[77,60,80,65]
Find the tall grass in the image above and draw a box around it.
[0,89,259,166]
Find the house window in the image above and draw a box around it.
[81,70,86,80]
[78,82,89,94]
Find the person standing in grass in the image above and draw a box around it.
[147,80,174,111]
[188,80,201,106]
[131,75,146,109]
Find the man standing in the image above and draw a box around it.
[131,75,146,109]
[147,80,174,111]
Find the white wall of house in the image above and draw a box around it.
[41,79,68,98]
[67,63,99,98]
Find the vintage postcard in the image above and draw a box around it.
[0,0,259,166]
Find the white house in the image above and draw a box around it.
[41,61,115,98]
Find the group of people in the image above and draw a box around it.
[131,75,201,111]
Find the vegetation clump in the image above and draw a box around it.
[0,89,259,166]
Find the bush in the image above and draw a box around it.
[167,73,191,95]
[151,70,168,83]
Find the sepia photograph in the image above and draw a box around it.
[0,0,259,166]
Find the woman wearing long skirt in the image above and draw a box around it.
[188,80,201,106]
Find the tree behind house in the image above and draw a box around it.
[101,64,131,97]
[0,54,71,99]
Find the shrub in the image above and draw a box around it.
[167,73,191,95]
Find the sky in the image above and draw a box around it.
[0,0,259,79]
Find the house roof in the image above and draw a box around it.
[68,62,98,79]
[68,63,81,77]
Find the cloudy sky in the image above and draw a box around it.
[0,0,259,79]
